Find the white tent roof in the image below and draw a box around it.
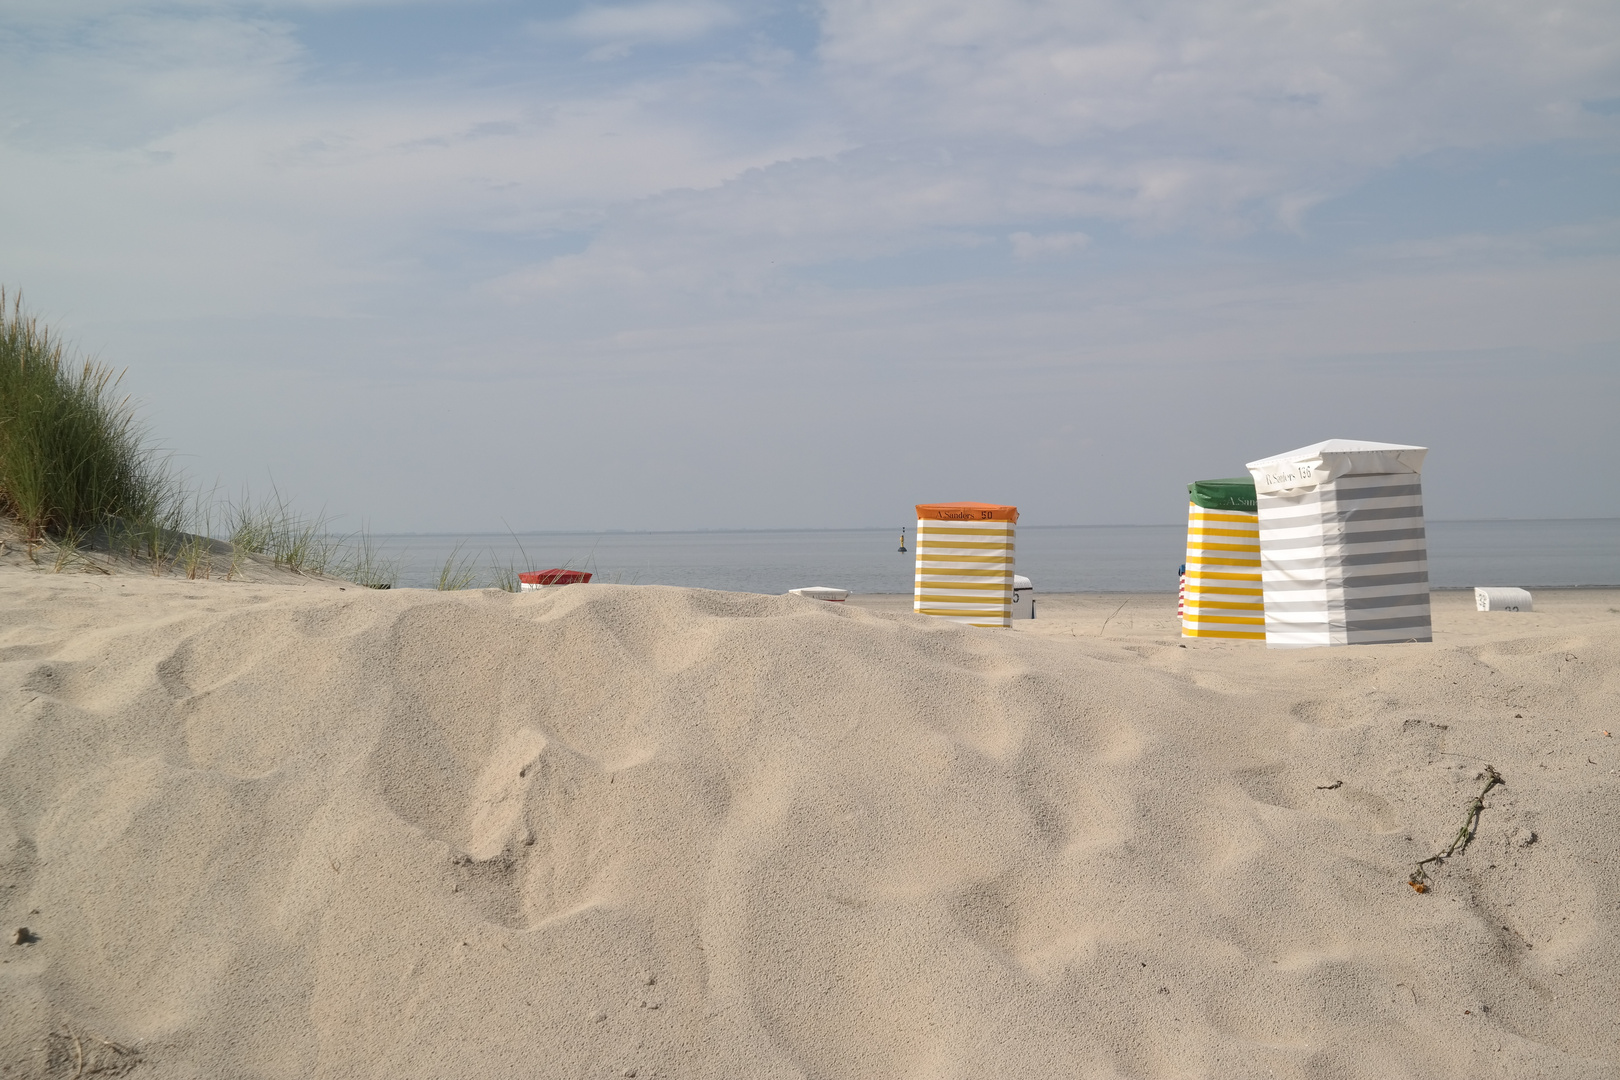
[1246,438,1427,494]
[1245,439,1425,469]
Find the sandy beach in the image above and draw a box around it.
[2,563,1617,1078]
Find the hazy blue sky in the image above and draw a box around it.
[4,0,1618,531]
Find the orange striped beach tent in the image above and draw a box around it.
[914,502,1018,628]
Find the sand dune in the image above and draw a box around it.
[1,566,1617,1078]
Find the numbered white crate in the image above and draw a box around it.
[1475,587,1532,612]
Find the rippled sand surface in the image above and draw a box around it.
[2,566,1617,1078]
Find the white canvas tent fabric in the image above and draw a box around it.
[1246,439,1432,648]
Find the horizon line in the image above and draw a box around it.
[360,517,1620,538]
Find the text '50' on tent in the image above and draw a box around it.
[1246,439,1431,649]
[914,503,1018,628]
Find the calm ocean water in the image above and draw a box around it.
[373,519,1617,593]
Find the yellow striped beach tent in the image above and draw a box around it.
[1182,478,1264,640]
[914,502,1018,628]
[1246,439,1431,649]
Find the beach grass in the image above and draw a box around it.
[489,561,521,592]
[224,486,341,574]
[1,291,589,590]
[2,292,611,592]
[1,291,405,587]
[488,521,538,592]
[436,541,479,591]
[0,290,175,542]
[335,528,400,589]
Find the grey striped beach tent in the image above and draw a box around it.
[1245,440,1431,648]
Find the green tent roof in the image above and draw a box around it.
[1188,477,1257,512]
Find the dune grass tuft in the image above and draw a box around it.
[334,527,400,589]
[436,541,479,591]
[0,289,173,541]
[223,486,341,574]
[1,291,406,586]
[488,520,537,593]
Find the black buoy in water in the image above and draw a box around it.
[898,526,907,553]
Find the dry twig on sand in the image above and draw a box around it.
[1408,765,1505,893]
[46,1025,140,1078]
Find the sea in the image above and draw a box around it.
[372,519,1618,594]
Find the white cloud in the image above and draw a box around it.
[9,0,1620,299]
[0,11,303,149]
[549,1,739,45]
[0,2,840,319]
[1009,231,1090,259]
[490,0,1620,286]
[818,0,1620,226]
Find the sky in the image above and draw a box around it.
[2,0,1618,532]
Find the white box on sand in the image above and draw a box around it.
[1012,575,1034,619]
[1476,587,1532,612]
[788,587,849,602]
